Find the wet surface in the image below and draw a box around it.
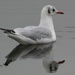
[0,0,75,75]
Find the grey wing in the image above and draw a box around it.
[20,27,51,41]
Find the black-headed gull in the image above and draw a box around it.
[0,5,64,44]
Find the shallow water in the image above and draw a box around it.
[0,0,75,75]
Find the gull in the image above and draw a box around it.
[0,5,64,45]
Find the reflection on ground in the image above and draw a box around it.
[2,42,65,73]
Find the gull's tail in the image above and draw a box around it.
[0,28,15,34]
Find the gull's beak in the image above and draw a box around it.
[57,60,65,64]
[56,12,64,14]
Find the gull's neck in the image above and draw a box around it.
[39,16,53,28]
[39,15,56,41]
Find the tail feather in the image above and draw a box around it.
[0,28,15,34]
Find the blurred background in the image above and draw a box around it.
[0,0,75,75]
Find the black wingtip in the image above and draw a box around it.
[4,30,15,34]
[0,28,15,34]
[3,59,12,66]
[0,28,6,30]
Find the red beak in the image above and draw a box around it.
[57,60,65,64]
[56,12,64,14]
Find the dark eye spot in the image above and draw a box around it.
[55,66,57,71]
[52,8,55,12]
[48,7,50,14]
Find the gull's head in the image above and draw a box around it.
[49,60,65,73]
[41,5,64,17]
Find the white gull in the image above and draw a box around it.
[0,5,64,45]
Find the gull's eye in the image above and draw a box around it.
[48,7,50,14]
[52,8,55,12]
